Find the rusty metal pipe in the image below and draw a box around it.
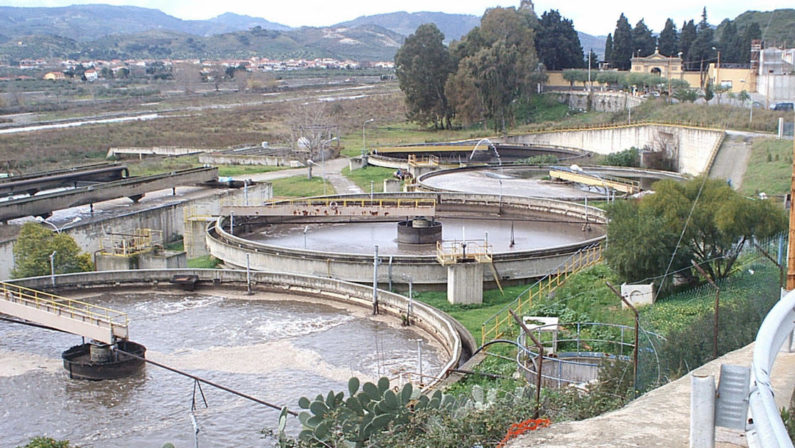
[510,309,544,418]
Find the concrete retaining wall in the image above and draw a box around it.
[552,91,644,113]
[502,124,724,176]
[10,269,468,387]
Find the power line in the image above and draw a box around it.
[113,347,298,416]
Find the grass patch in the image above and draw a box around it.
[187,255,221,269]
[740,138,793,196]
[413,283,536,344]
[338,122,495,158]
[125,155,199,177]
[341,165,397,193]
[270,175,334,197]
[216,165,288,177]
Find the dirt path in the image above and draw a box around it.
[507,343,795,447]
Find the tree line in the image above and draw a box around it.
[605,8,762,71]
[395,5,587,132]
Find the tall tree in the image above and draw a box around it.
[632,19,656,57]
[679,20,698,69]
[688,8,716,84]
[718,20,742,63]
[658,19,679,56]
[445,7,542,131]
[739,22,762,64]
[394,23,456,129]
[604,33,613,66]
[535,9,585,70]
[610,14,634,70]
[606,177,786,284]
[586,49,599,68]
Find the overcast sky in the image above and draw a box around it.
[0,1,791,36]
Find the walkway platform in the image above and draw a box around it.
[0,282,128,344]
[223,197,436,218]
[0,167,218,222]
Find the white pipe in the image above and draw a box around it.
[690,374,716,448]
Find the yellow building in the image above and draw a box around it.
[630,49,684,78]
[43,71,66,81]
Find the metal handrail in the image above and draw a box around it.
[263,197,436,209]
[480,243,603,346]
[748,290,795,448]
[0,281,128,327]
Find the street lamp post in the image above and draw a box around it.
[361,118,374,159]
[49,250,57,287]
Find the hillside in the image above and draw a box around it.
[728,9,795,47]
[4,24,403,61]
[335,11,480,42]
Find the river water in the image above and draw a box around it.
[0,289,445,447]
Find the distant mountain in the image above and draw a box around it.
[201,12,291,33]
[578,32,607,60]
[0,4,290,41]
[335,11,481,42]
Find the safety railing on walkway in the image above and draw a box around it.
[0,281,129,342]
[480,244,603,347]
[98,228,163,257]
[436,240,493,265]
[263,197,437,209]
[748,289,795,448]
[512,120,726,136]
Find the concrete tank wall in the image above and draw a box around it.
[502,124,724,176]
[0,182,272,280]
[9,268,468,387]
[207,193,605,286]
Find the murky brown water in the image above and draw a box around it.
[0,290,444,448]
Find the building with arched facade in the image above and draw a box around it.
[630,49,683,78]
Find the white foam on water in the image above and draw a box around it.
[253,313,354,340]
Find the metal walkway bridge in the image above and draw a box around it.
[0,282,128,344]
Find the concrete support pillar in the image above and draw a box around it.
[185,219,210,259]
[690,374,716,448]
[447,262,483,305]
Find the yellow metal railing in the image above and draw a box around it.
[0,281,128,329]
[480,244,603,347]
[549,169,641,194]
[436,240,493,265]
[512,120,726,136]
[98,229,163,257]
[407,154,440,167]
[264,197,436,209]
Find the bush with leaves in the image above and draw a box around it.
[12,222,93,278]
[16,438,76,448]
[602,147,640,167]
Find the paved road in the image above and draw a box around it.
[507,343,795,447]
[709,132,755,190]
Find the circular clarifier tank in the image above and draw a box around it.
[208,192,607,286]
[247,217,590,256]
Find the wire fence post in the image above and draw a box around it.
[606,281,638,398]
